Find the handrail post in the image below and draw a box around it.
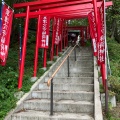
[67,56,70,77]
[50,78,53,115]
[105,79,108,114]
[74,47,76,61]
[47,46,77,116]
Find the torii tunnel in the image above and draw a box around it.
[13,0,112,89]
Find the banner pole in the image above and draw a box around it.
[104,0,107,80]
[50,17,55,61]
[33,11,41,77]
[60,19,63,51]
[92,0,100,64]
[18,6,30,89]
[66,21,68,47]
[56,45,58,56]
[19,23,22,66]
[0,0,4,33]
[43,48,47,69]
[0,6,2,34]
[63,20,66,49]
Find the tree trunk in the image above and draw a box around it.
[110,19,116,39]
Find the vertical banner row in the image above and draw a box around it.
[88,11,97,56]
[54,17,63,45]
[39,16,50,49]
[54,18,60,45]
[88,0,106,65]
[0,3,13,66]
[59,19,63,44]
[98,1,105,64]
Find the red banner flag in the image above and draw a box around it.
[39,16,50,49]
[88,11,97,56]
[0,3,13,66]
[98,1,105,64]
[54,18,60,45]
[58,18,62,43]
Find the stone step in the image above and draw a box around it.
[23,99,94,113]
[44,77,94,84]
[39,83,94,92]
[12,111,94,120]
[70,53,93,56]
[55,66,94,71]
[69,56,93,61]
[60,60,93,65]
[49,72,94,77]
[69,58,93,62]
[58,67,94,73]
[70,48,92,53]
[69,60,93,64]
[55,62,94,68]
[32,90,94,101]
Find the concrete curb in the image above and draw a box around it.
[5,46,71,120]
[94,56,103,120]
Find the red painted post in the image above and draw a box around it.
[64,20,66,49]
[58,35,61,52]
[59,19,63,52]
[60,20,63,51]
[66,21,68,47]
[101,64,106,88]
[66,31,68,47]
[87,26,89,39]
[56,45,59,56]
[18,6,30,89]
[33,11,41,77]
[43,49,47,68]
[50,18,55,61]
[80,29,83,46]
[92,0,100,53]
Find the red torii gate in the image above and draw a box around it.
[13,0,112,89]
[67,26,89,46]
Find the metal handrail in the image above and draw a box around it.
[47,44,77,115]
[47,44,77,87]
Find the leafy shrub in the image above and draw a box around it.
[107,37,120,101]
[108,76,120,101]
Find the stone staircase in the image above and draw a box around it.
[5,47,103,120]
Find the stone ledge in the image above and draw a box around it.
[94,56,103,120]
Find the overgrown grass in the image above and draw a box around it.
[107,37,120,102]
[0,33,53,119]
[103,37,120,120]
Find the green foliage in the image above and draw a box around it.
[85,40,91,47]
[0,30,43,119]
[99,83,104,93]
[106,112,120,120]
[0,97,16,120]
[68,19,88,26]
[107,37,120,101]
[107,37,120,77]
[106,0,120,42]
[108,76,120,101]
